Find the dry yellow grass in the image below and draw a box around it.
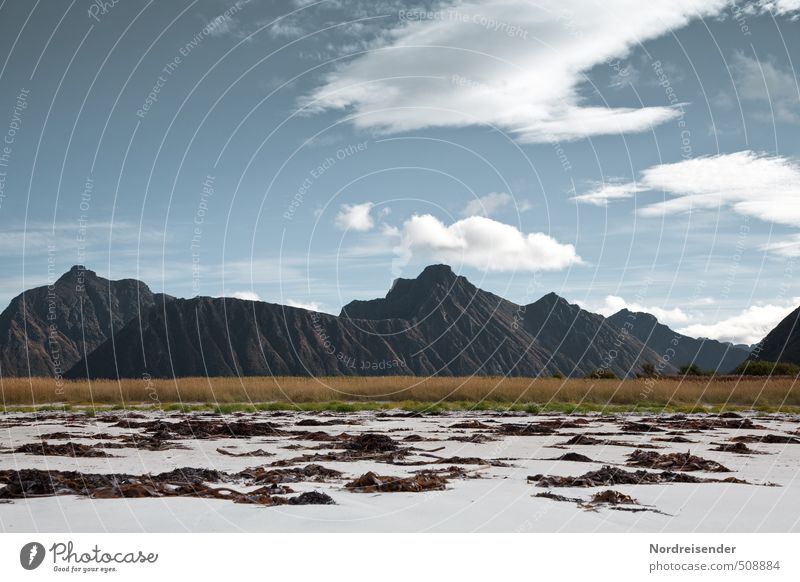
[1,375,798,409]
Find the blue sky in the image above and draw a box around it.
[0,0,799,344]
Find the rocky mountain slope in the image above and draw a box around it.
[749,306,800,365]
[0,266,157,377]
[606,309,750,373]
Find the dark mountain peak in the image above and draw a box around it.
[56,265,98,284]
[608,308,658,327]
[0,265,157,377]
[417,263,457,283]
[341,264,478,320]
[530,291,577,313]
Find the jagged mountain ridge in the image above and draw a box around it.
[68,264,671,379]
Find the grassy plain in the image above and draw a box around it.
[1,375,798,413]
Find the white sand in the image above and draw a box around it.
[1,410,798,532]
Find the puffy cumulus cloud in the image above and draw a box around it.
[286,299,324,311]
[571,181,646,206]
[301,0,734,142]
[574,151,800,230]
[591,295,690,324]
[461,191,512,217]
[335,202,375,231]
[677,300,800,345]
[393,214,582,271]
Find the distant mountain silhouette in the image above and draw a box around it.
[0,266,158,377]
[606,309,750,373]
[521,294,675,376]
[67,264,671,379]
[750,306,800,365]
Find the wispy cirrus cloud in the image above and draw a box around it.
[301,0,735,142]
[731,51,800,124]
[571,181,646,206]
[461,191,512,217]
[574,151,800,233]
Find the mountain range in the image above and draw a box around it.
[0,264,783,380]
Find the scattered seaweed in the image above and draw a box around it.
[527,465,752,487]
[625,449,731,472]
[345,471,448,493]
[14,441,117,458]
[216,448,275,457]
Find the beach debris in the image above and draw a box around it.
[343,433,399,453]
[730,434,800,444]
[292,430,350,442]
[450,420,492,429]
[433,456,509,467]
[345,471,448,493]
[710,442,768,454]
[216,448,275,457]
[285,491,335,505]
[239,464,342,484]
[554,435,661,448]
[111,418,287,439]
[38,432,119,440]
[0,467,335,506]
[295,418,360,427]
[653,417,766,431]
[590,489,638,505]
[547,452,595,463]
[494,423,556,436]
[13,441,117,458]
[448,433,499,443]
[535,488,670,515]
[625,449,731,472]
[652,436,697,443]
[527,465,751,487]
[619,422,664,433]
[534,491,582,503]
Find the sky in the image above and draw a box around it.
[0,0,799,345]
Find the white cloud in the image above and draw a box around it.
[636,151,800,225]
[572,180,646,206]
[757,0,800,16]
[335,202,375,231]
[286,299,323,311]
[393,214,582,272]
[461,192,512,217]
[678,300,800,345]
[574,151,800,231]
[592,295,690,324]
[301,0,731,142]
[225,291,261,301]
[731,52,800,124]
[761,234,800,257]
